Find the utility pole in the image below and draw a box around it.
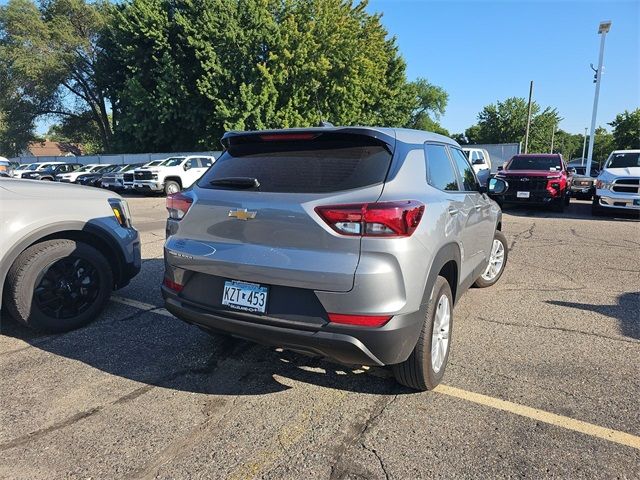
[550,124,556,153]
[581,127,588,166]
[524,81,534,154]
[586,21,611,177]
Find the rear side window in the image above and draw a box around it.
[199,134,393,193]
[200,158,214,167]
[450,148,478,191]
[425,144,458,191]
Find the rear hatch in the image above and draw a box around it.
[167,129,395,292]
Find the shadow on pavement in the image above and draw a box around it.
[502,200,640,222]
[0,303,408,397]
[547,291,640,340]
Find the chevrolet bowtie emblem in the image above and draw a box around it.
[228,208,257,220]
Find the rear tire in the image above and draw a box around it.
[392,276,453,391]
[164,180,181,196]
[3,240,113,332]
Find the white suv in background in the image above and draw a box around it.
[133,155,216,195]
[462,147,492,174]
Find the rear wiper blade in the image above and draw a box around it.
[209,177,260,189]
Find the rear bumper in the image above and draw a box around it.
[162,286,424,367]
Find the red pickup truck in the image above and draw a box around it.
[492,154,572,212]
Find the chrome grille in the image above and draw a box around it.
[612,178,640,194]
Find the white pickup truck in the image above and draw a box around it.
[592,150,640,215]
[462,147,492,175]
[133,155,216,195]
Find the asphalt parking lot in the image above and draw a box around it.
[1,197,639,479]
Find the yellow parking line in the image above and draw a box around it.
[434,384,640,450]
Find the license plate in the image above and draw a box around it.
[517,191,530,199]
[634,199,640,206]
[222,280,268,314]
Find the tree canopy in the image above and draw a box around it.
[457,97,561,154]
[609,108,640,150]
[0,0,112,154]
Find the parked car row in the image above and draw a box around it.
[1,127,510,392]
[486,150,639,217]
[8,155,218,196]
[1,131,636,392]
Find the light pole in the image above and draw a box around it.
[585,20,611,177]
[581,127,588,166]
[550,124,556,153]
[524,81,534,154]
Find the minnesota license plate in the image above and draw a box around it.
[222,280,268,314]
[517,191,530,199]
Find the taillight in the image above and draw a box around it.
[328,313,392,327]
[163,277,183,292]
[166,192,193,220]
[315,201,424,237]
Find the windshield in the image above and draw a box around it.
[507,156,562,171]
[21,163,39,171]
[145,160,163,167]
[606,152,640,169]
[76,165,96,172]
[161,157,186,167]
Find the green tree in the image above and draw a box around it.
[404,78,449,135]
[464,97,561,152]
[0,0,112,151]
[609,109,640,150]
[105,0,440,152]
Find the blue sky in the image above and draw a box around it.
[368,0,639,134]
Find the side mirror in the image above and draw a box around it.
[497,165,504,171]
[568,167,577,175]
[183,163,190,171]
[488,177,508,195]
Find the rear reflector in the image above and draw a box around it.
[163,278,184,292]
[166,192,193,220]
[315,201,425,237]
[328,313,392,327]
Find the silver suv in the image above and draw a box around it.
[0,179,141,332]
[162,127,508,390]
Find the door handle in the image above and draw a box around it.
[448,208,459,216]
[474,204,482,210]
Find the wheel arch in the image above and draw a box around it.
[422,242,461,307]
[164,176,183,188]
[0,222,126,309]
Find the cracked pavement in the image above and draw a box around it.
[1,197,639,479]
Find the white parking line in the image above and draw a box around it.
[110,295,173,318]
[108,294,640,451]
[435,385,640,451]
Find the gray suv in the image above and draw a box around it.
[0,179,141,332]
[162,127,508,390]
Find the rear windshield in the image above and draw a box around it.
[199,134,393,193]
[508,156,562,171]
[606,152,640,168]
